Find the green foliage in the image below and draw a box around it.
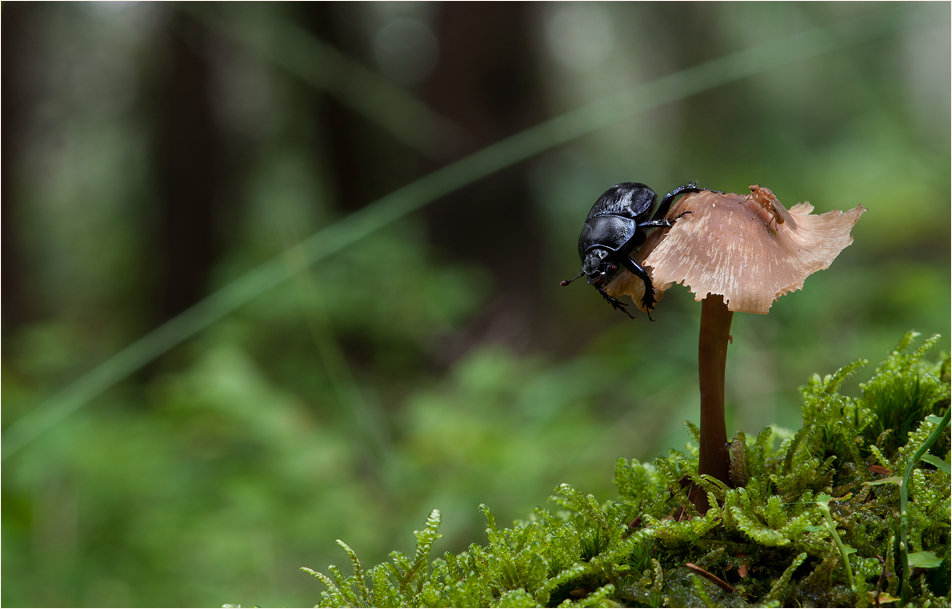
[860,333,950,457]
[301,333,950,607]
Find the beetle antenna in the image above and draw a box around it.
[560,271,584,287]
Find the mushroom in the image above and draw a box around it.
[604,185,866,512]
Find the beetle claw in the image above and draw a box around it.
[597,288,636,320]
[641,294,658,321]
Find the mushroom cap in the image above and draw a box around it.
[605,187,866,314]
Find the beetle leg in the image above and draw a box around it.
[619,254,658,319]
[653,181,703,221]
[639,210,693,230]
[596,287,636,320]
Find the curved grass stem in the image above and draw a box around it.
[898,407,951,603]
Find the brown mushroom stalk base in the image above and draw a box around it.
[696,294,733,513]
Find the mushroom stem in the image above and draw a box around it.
[696,293,733,513]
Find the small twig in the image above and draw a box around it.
[874,554,886,608]
[685,562,734,593]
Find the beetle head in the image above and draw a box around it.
[561,247,619,289]
[581,248,621,288]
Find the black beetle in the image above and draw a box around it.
[561,181,703,319]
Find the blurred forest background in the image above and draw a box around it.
[2,2,949,606]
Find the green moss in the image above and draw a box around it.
[300,332,950,607]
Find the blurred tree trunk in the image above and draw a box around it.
[150,9,226,327]
[301,3,549,354]
[422,2,547,353]
[302,3,423,212]
[1,3,38,336]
